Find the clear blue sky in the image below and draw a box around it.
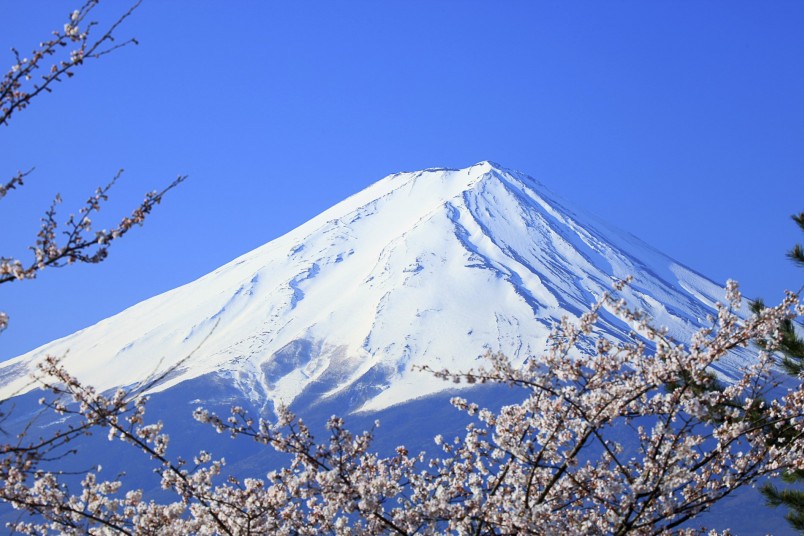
[1,1,802,360]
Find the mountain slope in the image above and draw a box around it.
[0,162,740,414]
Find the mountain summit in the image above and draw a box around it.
[0,162,738,413]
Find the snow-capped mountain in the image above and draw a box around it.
[0,161,742,415]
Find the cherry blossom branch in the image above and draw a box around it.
[0,1,141,128]
[0,172,185,287]
[0,169,32,202]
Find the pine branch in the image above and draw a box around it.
[788,213,804,267]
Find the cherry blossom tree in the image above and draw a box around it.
[2,280,802,534]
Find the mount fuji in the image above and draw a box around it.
[1,161,786,533]
[0,161,744,415]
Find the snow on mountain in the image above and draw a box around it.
[0,161,741,414]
